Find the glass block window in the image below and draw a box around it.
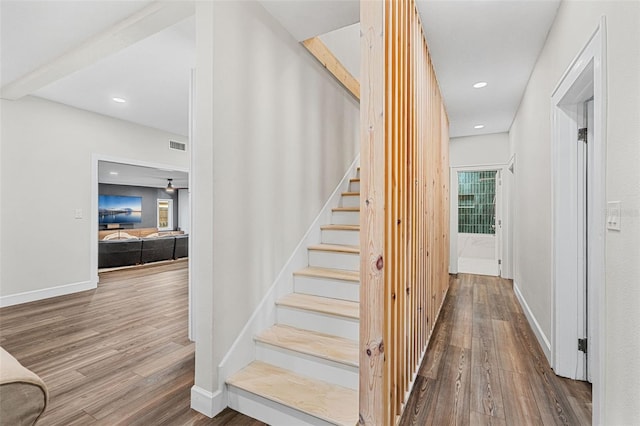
[458,170,497,234]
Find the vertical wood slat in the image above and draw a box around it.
[359,0,386,423]
[360,0,450,424]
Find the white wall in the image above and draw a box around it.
[450,132,510,167]
[509,2,640,423]
[319,23,360,81]
[0,96,188,302]
[192,0,359,412]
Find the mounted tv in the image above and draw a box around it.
[98,195,142,224]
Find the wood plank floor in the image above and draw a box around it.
[400,274,592,426]
[0,261,263,426]
[1,265,591,425]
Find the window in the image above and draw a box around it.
[457,170,496,234]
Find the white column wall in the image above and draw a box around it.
[192,0,359,410]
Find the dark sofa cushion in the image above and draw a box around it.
[98,239,142,268]
[174,235,188,259]
[141,237,176,264]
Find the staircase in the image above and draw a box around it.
[226,170,361,425]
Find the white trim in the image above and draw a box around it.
[215,156,360,394]
[550,18,606,425]
[188,68,195,342]
[190,386,226,418]
[513,281,551,362]
[0,280,95,308]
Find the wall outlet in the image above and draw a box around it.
[606,201,621,231]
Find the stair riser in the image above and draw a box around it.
[330,211,359,226]
[294,275,359,302]
[349,181,360,192]
[321,229,360,246]
[356,168,360,179]
[277,307,358,340]
[340,195,360,208]
[255,343,358,390]
[308,250,359,271]
[228,386,336,426]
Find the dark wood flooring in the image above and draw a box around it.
[0,261,263,426]
[1,264,590,425]
[399,274,592,426]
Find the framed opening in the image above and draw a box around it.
[551,17,606,424]
[157,199,174,231]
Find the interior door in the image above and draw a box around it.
[494,170,503,276]
[576,99,592,382]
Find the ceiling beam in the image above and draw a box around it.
[1,1,195,100]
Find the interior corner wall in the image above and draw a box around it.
[508,2,640,423]
[449,132,510,167]
[0,96,188,300]
[192,0,359,404]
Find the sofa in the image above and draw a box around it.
[98,234,188,268]
[0,346,48,425]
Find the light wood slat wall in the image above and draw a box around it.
[360,0,450,423]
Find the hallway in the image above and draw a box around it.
[400,274,592,425]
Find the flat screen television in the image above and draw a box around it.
[99,195,142,224]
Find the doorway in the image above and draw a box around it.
[157,199,174,231]
[453,168,504,276]
[551,18,606,424]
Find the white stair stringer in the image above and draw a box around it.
[226,165,361,426]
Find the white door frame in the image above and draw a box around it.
[449,163,509,278]
[551,18,606,424]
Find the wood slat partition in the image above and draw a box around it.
[360,0,450,423]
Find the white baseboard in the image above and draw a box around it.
[513,281,551,363]
[191,386,226,418]
[0,279,97,308]
[215,155,360,393]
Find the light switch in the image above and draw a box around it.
[606,201,621,231]
[75,209,83,219]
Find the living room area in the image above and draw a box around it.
[97,160,190,271]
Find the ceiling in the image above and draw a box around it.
[1,0,560,144]
[416,0,560,137]
[99,161,188,189]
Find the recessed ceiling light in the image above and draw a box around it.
[473,81,488,89]
[109,171,119,175]
[112,97,127,103]
[474,124,485,129]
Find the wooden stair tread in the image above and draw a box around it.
[227,361,358,426]
[321,224,360,231]
[294,266,359,282]
[277,293,359,319]
[332,206,359,212]
[308,243,359,254]
[341,192,360,196]
[255,325,358,367]
[349,178,360,182]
